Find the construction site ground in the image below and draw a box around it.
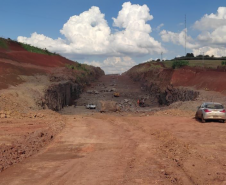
[0,75,226,185]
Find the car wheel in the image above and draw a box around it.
[195,112,199,120]
[221,120,225,123]
[201,115,206,123]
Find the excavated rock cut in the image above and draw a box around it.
[44,82,81,111]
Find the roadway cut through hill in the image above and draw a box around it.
[1,38,226,184]
[1,74,226,185]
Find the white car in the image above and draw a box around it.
[195,102,226,123]
[86,104,96,109]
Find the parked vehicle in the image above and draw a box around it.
[195,102,226,123]
[86,104,96,109]
[113,92,120,97]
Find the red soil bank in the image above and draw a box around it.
[171,67,226,93]
[0,40,74,68]
[0,40,76,89]
[127,63,226,94]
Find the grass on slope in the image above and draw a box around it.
[20,43,56,55]
[163,60,224,69]
[0,38,8,49]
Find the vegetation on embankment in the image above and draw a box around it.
[163,60,225,69]
[0,38,8,49]
[20,43,57,55]
[0,37,57,55]
[65,63,104,84]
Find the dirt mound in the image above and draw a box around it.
[98,101,119,112]
[0,111,65,172]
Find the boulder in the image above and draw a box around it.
[98,101,120,112]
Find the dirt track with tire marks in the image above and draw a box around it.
[0,74,226,184]
[0,113,225,185]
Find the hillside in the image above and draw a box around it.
[0,38,104,90]
[0,37,104,113]
[126,61,226,93]
[124,61,226,108]
[0,39,226,185]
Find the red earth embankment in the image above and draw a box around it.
[171,67,226,93]
[0,39,104,90]
[126,62,226,94]
[0,39,75,67]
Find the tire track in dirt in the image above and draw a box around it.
[118,116,226,185]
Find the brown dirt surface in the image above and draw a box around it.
[0,113,225,185]
[0,110,65,172]
[0,74,226,184]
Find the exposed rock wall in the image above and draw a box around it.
[44,82,81,111]
[43,65,105,111]
[141,82,199,106]
[158,85,199,105]
[126,63,199,106]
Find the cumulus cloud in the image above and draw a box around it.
[193,46,226,57]
[197,26,226,45]
[193,7,226,56]
[18,6,111,55]
[160,7,226,57]
[113,2,153,32]
[193,7,226,31]
[160,29,199,49]
[111,2,165,55]
[84,56,136,74]
[18,2,165,58]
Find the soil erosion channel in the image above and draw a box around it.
[0,75,226,185]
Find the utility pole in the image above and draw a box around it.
[161,52,163,61]
[185,14,187,56]
[202,52,204,67]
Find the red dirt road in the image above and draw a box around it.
[0,113,226,185]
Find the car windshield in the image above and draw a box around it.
[205,104,224,109]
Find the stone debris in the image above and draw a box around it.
[86,90,99,94]
[0,111,11,119]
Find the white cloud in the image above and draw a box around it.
[193,7,226,55]
[160,29,199,49]
[84,56,136,74]
[197,26,226,46]
[193,46,226,57]
[160,7,226,57]
[113,2,153,32]
[156,23,164,31]
[193,7,226,31]
[18,2,165,59]
[111,2,165,55]
[18,6,111,55]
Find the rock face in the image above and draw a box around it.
[43,64,105,111]
[141,83,199,106]
[159,85,199,105]
[44,82,81,111]
[126,63,199,106]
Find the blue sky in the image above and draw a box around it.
[1,0,226,73]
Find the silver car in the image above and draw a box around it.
[195,102,226,123]
[86,104,96,109]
